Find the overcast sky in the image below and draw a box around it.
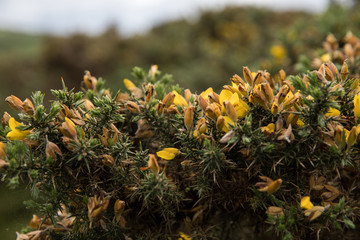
[0,0,350,36]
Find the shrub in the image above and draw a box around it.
[1,35,360,240]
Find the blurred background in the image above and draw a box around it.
[0,0,359,239]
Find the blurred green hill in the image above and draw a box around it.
[1,4,360,110]
[1,3,360,239]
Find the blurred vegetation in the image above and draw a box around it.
[1,2,360,239]
[1,3,360,107]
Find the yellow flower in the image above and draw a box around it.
[219,90,249,119]
[300,196,325,221]
[178,232,192,240]
[173,90,188,107]
[7,117,30,140]
[200,87,213,101]
[300,196,314,210]
[219,89,233,109]
[228,92,249,119]
[326,107,340,117]
[261,123,275,135]
[270,45,286,60]
[156,148,180,160]
[354,94,360,117]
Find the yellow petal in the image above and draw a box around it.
[326,107,340,117]
[156,150,175,160]
[228,93,249,118]
[354,94,360,117]
[9,117,21,130]
[163,148,179,154]
[222,116,234,133]
[123,79,136,90]
[172,90,188,107]
[266,179,282,194]
[300,196,314,210]
[200,87,213,101]
[261,123,275,134]
[219,89,233,106]
[7,129,30,140]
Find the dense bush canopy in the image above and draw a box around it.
[1,32,360,239]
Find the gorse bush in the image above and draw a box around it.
[1,33,360,240]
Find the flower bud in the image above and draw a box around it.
[279,69,286,82]
[83,71,97,90]
[114,199,125,216]
[216,115,225,131]
[29,214,41,229]
[196,118,207,134]
[148,65,158,78]
[184,107,194,130]
[346,126,357,149]
[162,92,176,108]
[223,101,237,122]
[197,95,208,111]
[334,125,345,148]
[46,138,62,162]
[59,117,77,140]
[23,98,35,115]
[5,95,24,112]
[102,154,115,166]
[351,79,359,92]
[145,84,154,103]
[2,112,11,127]
[340,61,349,82]
[208,92,220,104]
[271,102,279,115]
[83,99,95,111]
[148,154,160,174]
[243,66,253,86]
[156,102,165,115]
[205,103,221,120]
[126,101,140,113]
[184,89,191,104]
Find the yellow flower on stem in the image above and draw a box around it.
[156,148,180,160]
[7,117,30,140]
